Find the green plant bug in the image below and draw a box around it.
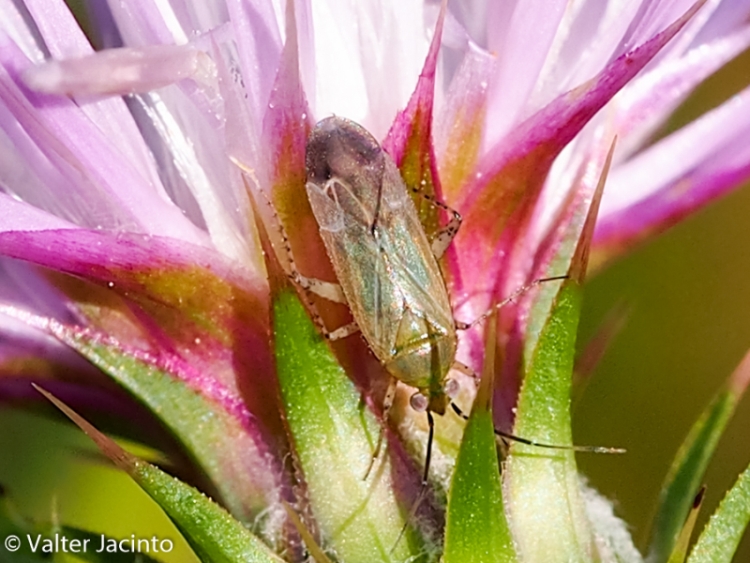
[296,115,620,460]
[268,117,623,526]
[255,115,624,549]
[303,116,459,417]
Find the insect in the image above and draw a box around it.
[284,117,620,536]
[302,116,459,420]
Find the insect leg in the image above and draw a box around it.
[408,187,463,259]
[449,402,625,454]
[392,409,435,554]
[232,157,358,340]
[363,377,398,480]
[455,275,569,331]
[450,360,479,387]
[289,273,359,340]
[292,274,347,303]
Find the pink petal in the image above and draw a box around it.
[481,0,568,149]
[595,86,750,256]
[449,1,704,320]
[381,4,456,271]
[382,2,444,165]
[434,46,494,201]
[0,229,276,426]
[261,0,311,191]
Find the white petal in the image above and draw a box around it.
[308,0,430,140]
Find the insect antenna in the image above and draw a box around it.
[450,402,625,454]
[455,275,570,331]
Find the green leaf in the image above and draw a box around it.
[648,351,750,563]
[444,318,515,563]
[687,463,750,563]
[667,487,705,563]
[502,141,615,563]
[273,288,422,562]
[505,283,595,563]
[50,325,275,522]
[34,385,284,563]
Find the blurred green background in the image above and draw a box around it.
[576,45,750,562]
[1,14,750,562]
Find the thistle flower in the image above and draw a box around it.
[1,1,750,562]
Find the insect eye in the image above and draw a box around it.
[409,392,429,412]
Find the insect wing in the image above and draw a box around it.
[376,159,454,340]
[305,116,455,390]
[306,173,404,363]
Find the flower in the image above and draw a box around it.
[1,0,750,562]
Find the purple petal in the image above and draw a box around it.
[0,309,87,367]
[613,26,750,156]
[0,37,207,244]
[82,0,122,49]
[23,45,215,96]
[0,0,45,62]
[0,257,77,324]
[22,0,175,198]
[104,0,191,45]
[24,0,95,58]
[691,0,750,44]
[226,0,283,142]
[0,195,76,231]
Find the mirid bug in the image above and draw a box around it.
[302,116,459,419]
[278,117,621,531]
